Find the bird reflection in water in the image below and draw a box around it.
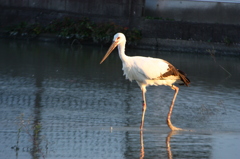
[140,131,179,159]
[140,131,145,159]
[166,131,179,159]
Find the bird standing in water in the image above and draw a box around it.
[100,33,190,130]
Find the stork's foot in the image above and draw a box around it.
[167,119,183,131]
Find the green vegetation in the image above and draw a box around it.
[6,17,142,45]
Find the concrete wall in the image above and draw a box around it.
[1,0,239,25]
[0,0,144,17]
[0,0,144,26]
[137,19,240,43]
[1,0,240,44]
[145,0,240,25]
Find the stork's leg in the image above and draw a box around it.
[140,89,147,130]
[167,85,182,131]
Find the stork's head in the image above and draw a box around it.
[113,32,126,44]
[100,33,126,64]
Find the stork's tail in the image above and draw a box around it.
[177,69,190,86]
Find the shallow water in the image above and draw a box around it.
[0,39,239,159]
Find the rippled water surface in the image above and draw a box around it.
[0,39,240,159]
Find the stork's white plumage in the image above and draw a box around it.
[100,33,190,130]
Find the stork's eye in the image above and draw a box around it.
[117,37,120,40]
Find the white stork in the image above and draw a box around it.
[100,33,190,130]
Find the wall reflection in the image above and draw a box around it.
[31,50,44,159]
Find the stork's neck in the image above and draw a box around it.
[118,41,128,62]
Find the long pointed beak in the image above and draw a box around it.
[100,41,118,64]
